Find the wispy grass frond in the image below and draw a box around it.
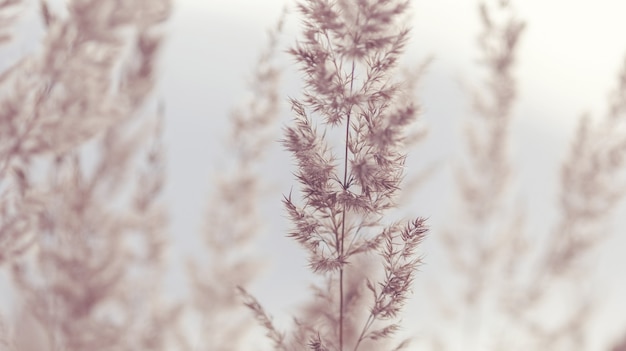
[246,1,428,350]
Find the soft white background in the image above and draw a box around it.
[161,0,626,349]
[2,0,626,349]
[161,1,626,349]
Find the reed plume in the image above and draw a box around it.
[434,1,626,350]
[187,11,285,351]
[0,0,169,266]
[424,3,528,350]
[0,0,177,350]
[505,54,626,351]
[242,0,428,350]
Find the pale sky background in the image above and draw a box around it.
[2,0,626,350]
[161,1,626,350]
[156,0,626,350]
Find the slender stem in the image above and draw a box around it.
[339,250,344,350]
[353,315,375,351]
[339,60,356,351]
[354,267,394,351]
